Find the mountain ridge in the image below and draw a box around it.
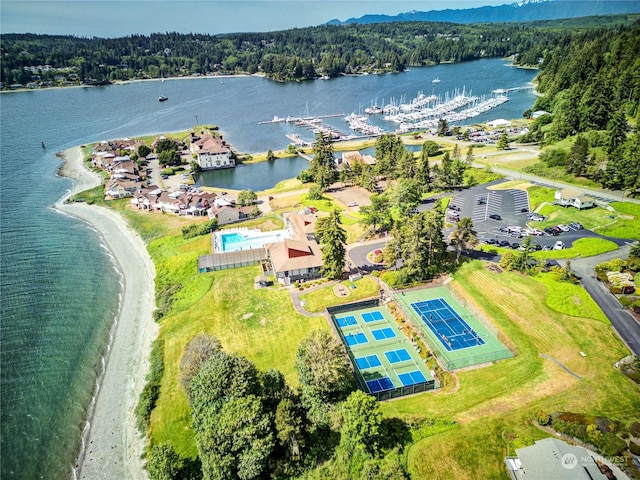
[325,0,640,26]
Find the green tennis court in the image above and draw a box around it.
[328,301,438,400]
[394,286,513,370]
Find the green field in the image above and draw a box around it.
[114,200,638,478]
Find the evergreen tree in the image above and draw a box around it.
[319,210,347,280]
[449,217,477,263]
[567,135,590,175]
[415,148,432,193]
[309,132,336,190]
[497,132,510,150]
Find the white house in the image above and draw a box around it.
[554,187,595,210]
[190,133,234,170]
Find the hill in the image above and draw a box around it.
[326,0,640,26]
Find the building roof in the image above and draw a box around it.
[286,212,317,239]
[508,438,608,480]
[558,187,584,199]
[190,133,231,155]
[266,238,323,274]
[487,118,512,127]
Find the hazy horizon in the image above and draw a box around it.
[1,0,512,37]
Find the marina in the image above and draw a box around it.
[264,85,514,144]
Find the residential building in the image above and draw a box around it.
[190,133,235,170]
[554,187,595,210]
[265,213,323,284]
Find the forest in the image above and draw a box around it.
[1,15,636,86]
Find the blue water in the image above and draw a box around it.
[218,230,288,252]
[0,57,536,479]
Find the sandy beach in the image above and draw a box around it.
[55,147,157,480]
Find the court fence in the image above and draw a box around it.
[392,293,512,371]
[327,299,439,400]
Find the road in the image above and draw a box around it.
[568,244,640,356]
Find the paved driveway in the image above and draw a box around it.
[569,245,640,356]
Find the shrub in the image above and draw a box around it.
[181,218,218,239]
[135,339,165,432]
[598,432,627,456]
[629,442,640,456]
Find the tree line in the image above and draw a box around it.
[145,330,424,480]
[519,21,640,195]
[3,17,634,86]
[299,132,481,287]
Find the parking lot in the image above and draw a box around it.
[445,179,620,251]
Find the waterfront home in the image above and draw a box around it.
[106,178,138,198]
[554,187,595,210]
[189,132,235,170]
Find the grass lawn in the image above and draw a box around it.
[110,201,638,477]
[149,260,327,457]
[533,272,610,323]
[479,237,619,259]
[537,202,640,240]
[382,261,638,479]
[298,276,381,313]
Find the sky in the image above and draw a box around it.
[1,1,511,37]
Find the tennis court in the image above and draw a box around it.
[327,301,438,399]
[394,287,513,370]
[411,298,485,351]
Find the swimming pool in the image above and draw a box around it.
[214,229,290,253]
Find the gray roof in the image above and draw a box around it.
[507,438,607,480]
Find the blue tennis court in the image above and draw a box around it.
[371,327,396,340]
[410,298,485,351]
[362,310,385,323]
[366,377,395,393]
[336,315,358,328]
[344,332,368,346]
[355,354,382,370]
[385,348,412,364]
[398,370,427,387]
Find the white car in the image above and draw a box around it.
[557,224,570,232]
[347,201,358,207]
[553,241,565,250]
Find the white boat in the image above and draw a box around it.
[432,77,441,84]
[158,95,168,102]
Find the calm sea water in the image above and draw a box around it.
[0,58,536,479]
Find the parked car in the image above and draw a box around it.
[557,224,570,232]
[554,241,565,250]
[569,222,584,229]
[499,240,511,248]
[543,227,559,236]
[533,244,543,251]
[347,201,358,207]
[485,238,498,245]
[489,214,502,220]
[542,245,552,251]
[449,205,461,211]
[529,214,547,221]
[509,232,522,238]
[510,242,520,249]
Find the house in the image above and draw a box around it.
[554,187,595,210]
[265,213,323,284]
[190,133,235,170]
[105,178,139,198]
[336,151,376,168]
[265,238,323,284]
[505,438,608,480]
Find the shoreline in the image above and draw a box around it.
[55,147,157,480]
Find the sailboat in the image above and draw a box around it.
[432,77,441,84]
